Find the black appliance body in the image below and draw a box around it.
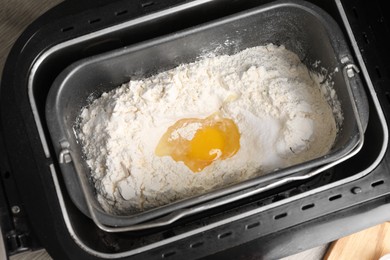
[1,0,390,259]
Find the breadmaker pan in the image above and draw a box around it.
[46,0,368,228]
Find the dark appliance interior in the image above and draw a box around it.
[0,0,389,259]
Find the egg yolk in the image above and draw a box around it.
[155,114,240,172]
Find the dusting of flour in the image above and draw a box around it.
[77,44,342,215]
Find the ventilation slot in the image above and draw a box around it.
[257,201,265,207]
[61,26,74,32]
[162,251,176,258]
[142,1,154,8]
[329,194,342,201]
[386,92,390,105]
[274,212,288,220]
[352,6,359,19]
[218,231,233,239]
[190,241,204,248]
[371,180,384,188]
[3,171,10,179]
[246,222,260,230]
[162,230,175,239]
[301,203,315,211]
[89,18,101,24]
[376,66,382,78]
[115,10,128,16]
[272,194,286,202]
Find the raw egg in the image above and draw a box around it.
[155,113,240,172]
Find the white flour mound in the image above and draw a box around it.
[77,44,342,215]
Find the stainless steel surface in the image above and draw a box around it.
[59,149,72,164]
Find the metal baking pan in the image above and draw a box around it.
[45,0,368,229]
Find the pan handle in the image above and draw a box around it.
[77,63,365,232]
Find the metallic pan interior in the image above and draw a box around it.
[45,0,368,227]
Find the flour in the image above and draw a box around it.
[77,44,342,215]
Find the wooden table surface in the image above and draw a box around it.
[325,222,390,260]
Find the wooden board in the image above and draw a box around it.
[325,222,390,260]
